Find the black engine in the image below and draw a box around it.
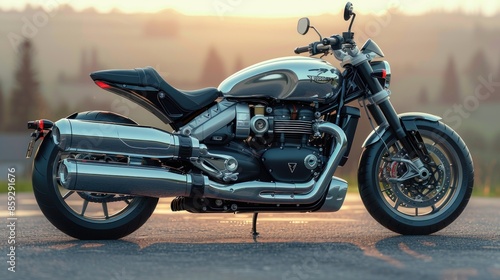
[252,104,322,183]
[237,103,324,183]
[182,101,326,184]
[261,146,322,183]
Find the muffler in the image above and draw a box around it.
[58,159,194,197]
[52,118,202,159]
[57,121,347,205]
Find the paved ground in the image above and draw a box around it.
[1,193,499,280]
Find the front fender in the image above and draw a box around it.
[362,112,441,148]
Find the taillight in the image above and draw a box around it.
[95,80,111,89]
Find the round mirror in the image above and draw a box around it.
[297,17,310,35]
[344,2,354,21]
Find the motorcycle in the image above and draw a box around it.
[26,2,473,239]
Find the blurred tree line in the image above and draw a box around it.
[0,39,48,132]
[431,49,500,196]
[0,41,243,132]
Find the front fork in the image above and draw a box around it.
[357,61,432,175]
[367,102,433,180]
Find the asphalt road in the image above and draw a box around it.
[1,193,499,280]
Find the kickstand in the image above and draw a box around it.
[251,212,259,240]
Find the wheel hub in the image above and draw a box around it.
[382,144,451,208]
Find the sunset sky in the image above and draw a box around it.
[0,0,498,17]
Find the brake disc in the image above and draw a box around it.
[383,144,451,208]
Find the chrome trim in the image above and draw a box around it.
[317,177,348,212]
[364,89,391,105]
[179,100,236,140]
[382,60,391,88]
[53,118,201,158]
[60,159,192,197]
[235,103,251,138]
[52,118,70,148]
[191,146,240,182]
[344,51,371,67]
[250,115,269,135]
[304,154,318,170]
[218,57,340,101]
[387,157,430,182]
[370,60,391,89]
[274,119,312,134]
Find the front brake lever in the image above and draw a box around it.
[310,42,330,57]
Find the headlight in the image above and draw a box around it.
[370,60,391,89]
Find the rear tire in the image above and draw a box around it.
[358,120,473,235]
[32,132,159,240]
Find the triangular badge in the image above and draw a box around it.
[288,163,297,173]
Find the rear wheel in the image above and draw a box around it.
[32,132,159,240]
[358,120,473,235]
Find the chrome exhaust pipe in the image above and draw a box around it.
[52,118,202,159]
[58,158,316,198]
[58,159,193,197]
[57,122,347,205]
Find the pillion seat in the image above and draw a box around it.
[90,66,221,112]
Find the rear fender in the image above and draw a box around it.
[67,111,137,125]
[362,112,441,148]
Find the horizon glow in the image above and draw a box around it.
[0,0,498,17]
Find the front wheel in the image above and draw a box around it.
[358,120,474,235]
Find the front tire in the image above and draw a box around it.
[358,120,474,235]
[32,132,159,239]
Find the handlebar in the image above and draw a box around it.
[294,42,330,55]
[294,35,344,56]
[294,45,310,54]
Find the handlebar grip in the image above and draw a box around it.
[323,35,344,50]
[294,46,310,54]
[322,37,338,46]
